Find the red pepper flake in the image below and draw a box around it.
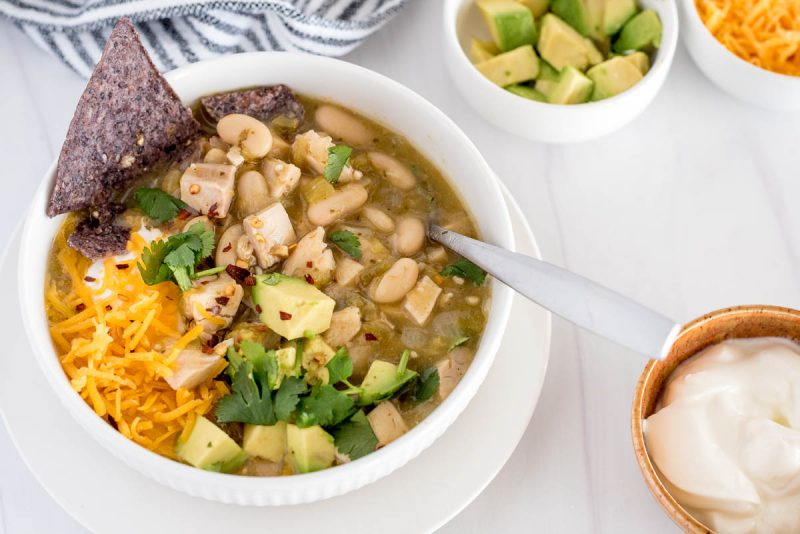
[306,261,313,268]
[75,303,86,312]
[215,296,230,305]
[116,264,129,270]
[255,304,263,314]
[244,275,256,287]
[304,274,315,285]
[365,332,377,341]
[222,243,232,252]
[208,202,219,218]
[84,276,96,282]
[225,264,251,284]
[105,305,113,311]
[201,344,214,354]
[279,311,292,321]
[177,209,191,220]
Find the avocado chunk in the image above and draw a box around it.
[603,0,637,35]
[623,51,650,74]
[243,421,287,463]
[514,0,550,17]
[548,66,595,104]
[506,84,548,102]
[538,60,561,81]
[587,56,643,100]
[550,0,603,38]
[477,0,537,52]
[537,14,603,71]
[251,273,335,340]
[613,9,662,53]
[470,37,499,63]
[476,45,540,86]
[176,416,247,472]
[287,424,336,473]
[358,356,418,406]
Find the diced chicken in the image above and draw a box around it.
[181,272,244,334]
[243,203,297,268]
[262,158,301,199]
[426,246,448,265]
[179,163,236,218]
[282,227,335,285]
[323,306,362,347]
[435,346,471,400]
[291,130,357,181]
[335,257,364,287]
[367,401,408,448]
[403,275,442,326]
[345,343,371,380]
[165,348,222,390]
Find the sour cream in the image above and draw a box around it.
[644,338,800,534]
[84,226,163,299]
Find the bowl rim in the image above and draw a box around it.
[442,0,680,111]
[17,51,515,504]
[630,304,800,533]
[678,0,800,84]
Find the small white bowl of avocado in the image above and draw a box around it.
[443,0,678,143]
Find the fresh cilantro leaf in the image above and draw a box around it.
[441,259,487,285]
[323,145,352,183]
[138,222,216,291]
[215,361,277,425]
[274,377,307,421]
[225,345,244,377]
[414,367,440,402]
[332,410,377,461]
[329,230,362,259]
[296,385,355,428]
[163,243,196,268]
[137,238,173,286]
[448,336,470,352]
[133,188,188,223]
[326,347,353,385]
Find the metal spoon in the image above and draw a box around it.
[428,225,681,359]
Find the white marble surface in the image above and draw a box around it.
[2,0,800,532]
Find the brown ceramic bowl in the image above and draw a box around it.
[631,305,800,533]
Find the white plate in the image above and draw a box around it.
[0,182,550,534]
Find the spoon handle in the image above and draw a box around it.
[429,225,680,359]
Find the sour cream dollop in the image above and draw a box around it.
[644,337,800,534]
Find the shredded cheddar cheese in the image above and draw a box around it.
[696,0,800,76]
[46,221,228,458]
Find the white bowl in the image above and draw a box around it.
[678,0,800,111]
[443,0,678,143]
[18,52,514,506]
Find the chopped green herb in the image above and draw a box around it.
[324,145,352,183]
[414,368,440,402]
[133,187,188,223]
[441,259,487,286]
[274,377,307,420]
[138,222,216,291]
[295,385,355,428]
[448,336,470,352]
[215,360,276,426]
[326,347,354,385]
[332,410,378,461]
[329,229,362,259]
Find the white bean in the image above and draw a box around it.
[362,205,395,233]
[307,184,368,227]
[183,215,214,234]
[216,224,243,266]
[314,105,372,146]
[217,114,273,160]
[236,170,271,216]
[367,152,416,190]
[203,147,228,164]
[392,216,425,256]
[370,258,419,303]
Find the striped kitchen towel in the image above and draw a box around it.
[0,0,409,77]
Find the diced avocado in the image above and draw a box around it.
[506,84,548,102]
[613,9,662,53]
[538,60,561,81]
[243,421,287,463]
[476,45,540,86]
[176,416,247,473]
[477,0,537,52]
[252,273,335,340]
[301,336,336,384]
[623,51,650,74]
[550,0,603,38]
[513,0,549,17]
[603,0,637,35]
[548,66,594,104]
[535,78,557,98]
[587,56,643,100]
[537,14,603,71]
[358,356,418,406]
[273,346,299,387]
[470,38,499,63]
[286,424,336,473]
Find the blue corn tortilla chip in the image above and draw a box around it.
[200,85,304,123]
[47,18,199,218]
